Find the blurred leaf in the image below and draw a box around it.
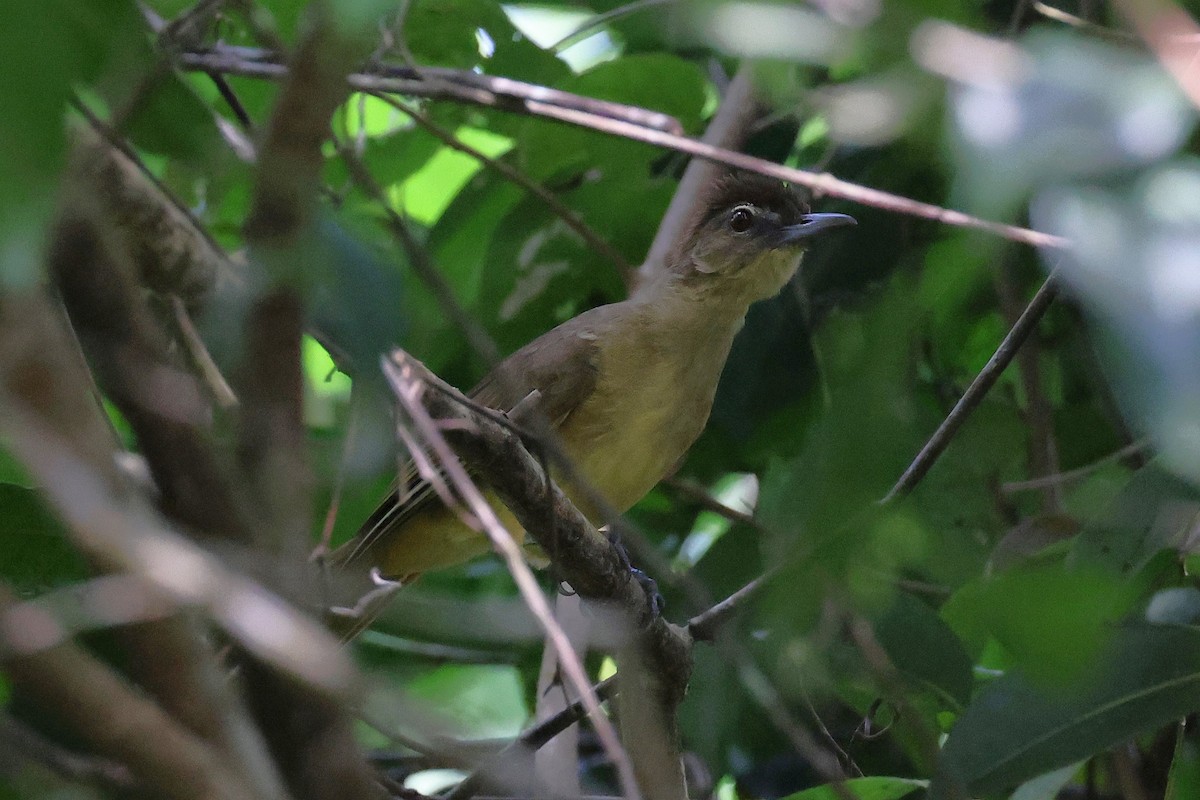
[779,776,926,800]
[931,623,1200,800]
[406,664,528,739]
[1071,460,1200,577]
[1034,162,1200,485]
[1167,726,1200,800]
[952,30,1196,216]
[0,0,145,288]
[123,72,221,164]
[757,288,922,597]
[873,591,973,707]
[940,563,1135,681]
[0,484,88,593]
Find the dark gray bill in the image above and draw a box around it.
[774,212,857,246]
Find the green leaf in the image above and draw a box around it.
[1167,726,1200,800]
[0,484,88,593]
[931,623,1200,799]
[874,591,973,707]
[779,777,926,800]
[940,563,1135,682]
[123,72,222,164]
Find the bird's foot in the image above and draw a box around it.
[602,525,665,622]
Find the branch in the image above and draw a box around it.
[883,274,1060,503]
[445,677,618,800]
[173,46,1069,250]
[380,354,644,800]
[640,62,759,281]
[178,46,682,134]
[233,9,386,800]
[70,108,233,307]
[0,586,261,800]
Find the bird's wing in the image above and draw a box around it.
[337,314,603,571]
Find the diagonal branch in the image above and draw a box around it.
[173,46,1069,250]
[380,353,643,800]
[884,274,1060,503]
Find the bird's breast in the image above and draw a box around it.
[556,317,737,516]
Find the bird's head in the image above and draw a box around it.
[670,172,856,303]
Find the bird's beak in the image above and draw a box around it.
[774,212,857,247]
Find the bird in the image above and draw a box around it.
[334,172,855,584]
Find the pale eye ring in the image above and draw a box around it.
[729,205,755,234]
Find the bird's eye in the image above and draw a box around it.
[729,205,755,234]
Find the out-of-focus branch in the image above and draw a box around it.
[640,63,759,282]
[233,8,385,800]
[0,713,135,793]
[0,292,359,699]
[0,586,259,800]
[70,113,234,307]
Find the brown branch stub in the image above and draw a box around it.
[244,7,367,247]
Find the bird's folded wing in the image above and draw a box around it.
[338,321,602,568]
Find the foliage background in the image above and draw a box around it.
[6,1,1200,799]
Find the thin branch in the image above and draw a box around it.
[366,93,634,287]
[883,274,1060,503]
[172,46,1070,250]
[445,678,618,800]
[380,354,643,800]
[177,47,682,133]
[1002,439,1149,494]
[686,573,769,642]
[665,476,762,531]
[994,258,1061,513]
[169,295,239,409]
[549,0,676,51]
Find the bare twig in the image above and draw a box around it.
[883,274,1060,503]
[687,573,769,642]
[665,476,762,531]
[994,258,1061,513]
[169,295,239,409]
[1002,439,1149,494]
[172,46,1069,250]
[176,46,682,133]
[445,678,618,800]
